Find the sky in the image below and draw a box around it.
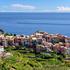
[0,0,70,12]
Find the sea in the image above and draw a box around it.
[0,12,70,36]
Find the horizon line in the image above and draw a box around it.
[0,11,70,13]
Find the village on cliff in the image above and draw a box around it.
[0,30,70,58]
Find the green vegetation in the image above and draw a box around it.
[0,47,70,70]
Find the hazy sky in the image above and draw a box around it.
[0,0,70,12]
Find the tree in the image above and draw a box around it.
[0,29,4,34]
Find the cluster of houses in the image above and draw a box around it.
[0,31,70,55]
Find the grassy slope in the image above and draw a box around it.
[0,47,70,70]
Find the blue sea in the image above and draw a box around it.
[0,12,70,36]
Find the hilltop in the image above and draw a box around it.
[0,31,70,70]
